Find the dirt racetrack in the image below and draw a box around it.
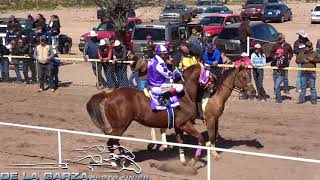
[0,2,320,180]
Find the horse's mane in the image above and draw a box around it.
[215,67,238,91]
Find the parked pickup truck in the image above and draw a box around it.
[79,18,142,52]
[159,3,194,22]
[200,14,241,38]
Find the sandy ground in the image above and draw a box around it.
[0,2,320,180]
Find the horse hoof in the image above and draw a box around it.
[147,143,156,151]
[189,158,197,167]
[211,151,221,160]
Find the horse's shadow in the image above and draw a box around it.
[133,131,264,162]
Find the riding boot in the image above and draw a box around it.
[158,91,171,106]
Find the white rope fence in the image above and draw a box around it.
[0,121,320,179]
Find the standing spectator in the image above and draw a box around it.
[34,14,47,37]
[191,34,205,55]
[187,28,198,43]
[23,14,35,43]
[22,39,37,84]
[270,33,293,94]
[204,44,223,76]
[113,40,129,88]
[234,52,253,99]
[293,31,309,93]
[51,49,60,89]
[166,42,181,71]
[271,49,289,103]
[135,48,149,90]
[98,38,116,89]
[84,31,106,88]
[179,45,198,70]
[251,44,268,101]
[239,17,252,52]
[12,38,29,83]
[7,15,21,33]
[296,41,320,105]
[128,51,139,88]
[0,42,10,82]
[33,36,55,92]
[47,15,61,45]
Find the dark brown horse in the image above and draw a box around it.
[86,64,206,165]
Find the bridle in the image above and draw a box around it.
[222,70,252,93]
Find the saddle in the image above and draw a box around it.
[144,88,177,129]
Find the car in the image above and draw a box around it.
[200,14,241,38]
[78,18,142,52]
[240,0,282,20]
[159,3,194,22]
[311,5,320,24]
[261,3,292,22]
[132,20,188,57]
[200,5,233,19]
[215,22,279,61]
[193,0,224,14]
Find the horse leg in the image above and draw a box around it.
[107,126,129,153]
[175,128,186,164]
[160,128,168,149]
[206,116,220,159]
[179,121,205,166]
[147,128,157,151]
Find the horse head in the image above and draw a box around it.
[233,65,256,97]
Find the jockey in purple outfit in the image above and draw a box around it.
[147,45,183,106]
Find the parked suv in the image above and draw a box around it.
[240,0,282,20]
[79,18,142,51]
[215,22,279,61]
[132,20,188,57]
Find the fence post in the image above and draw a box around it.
[57,130,62,167]
[247,36,250,55]
[95,61,99,89]
[207,149,211,180]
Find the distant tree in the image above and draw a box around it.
[95,0,161,43]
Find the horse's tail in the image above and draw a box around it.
[86,92,112,134]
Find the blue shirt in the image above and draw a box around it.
[251,53,266,67]
[204,49,223,65]
[84,39,100,59]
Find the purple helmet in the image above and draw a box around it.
[155,44,168,55]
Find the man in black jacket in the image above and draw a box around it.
[113,40,129,88]
[293,31,309,93]
[0,42,10,82]
[11,38,29,83]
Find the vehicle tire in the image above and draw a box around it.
[288,14,293,21]
[311,21,314,24]
[280,16,284,23]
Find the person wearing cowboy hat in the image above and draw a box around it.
[271,33,293,94]
[293,30,309,93]
[113,40,129,87]
[251,43,268,101]
[98,38,116,89]
[84,31,106,88]
[271,48,289,103]
[234,52,254,100]
[296,41,320,105]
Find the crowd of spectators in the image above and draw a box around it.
[0,14,61,92]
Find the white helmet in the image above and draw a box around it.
[155,44,168,55]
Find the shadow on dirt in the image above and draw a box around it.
[133,132,264,163]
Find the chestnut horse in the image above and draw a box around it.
[86,64,207,166]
